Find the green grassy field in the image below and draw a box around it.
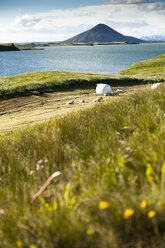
[0,53,165,248]
[119,54,165,78]
[1,84,165,248]
[0,84,149,133]
[0,71,153,100]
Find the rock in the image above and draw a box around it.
[66,101,74,105]
[31,91,40,96]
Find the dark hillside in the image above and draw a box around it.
[0,43,19,52]
[64,24,143,43]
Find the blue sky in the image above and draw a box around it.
[0,0,165,42]
[1,0,102,10]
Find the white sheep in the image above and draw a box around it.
[116,89,124,93]
[151,83,163,90]
[66,101,74,105]
[79,99,85,103]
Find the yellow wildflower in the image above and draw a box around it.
[148,210,156,218]
[99,201,110,209]
[16,240,23,248]
[86,228,93,235]
[29,245,36,248]
[123,209,135,219]
[141,200,147,208]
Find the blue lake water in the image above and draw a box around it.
[0,43,165,77]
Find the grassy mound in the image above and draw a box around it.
[0,71,156,100]
[119,54,165,78]
[1,85,165,247]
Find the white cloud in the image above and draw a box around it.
[13,14,41,30]
[0,2,164,42]
[140,2,165,11]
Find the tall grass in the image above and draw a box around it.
[1,85,165,247]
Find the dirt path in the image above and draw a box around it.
[0,84,149,133]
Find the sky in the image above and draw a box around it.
[0,0,165,43]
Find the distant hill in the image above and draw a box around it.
[64,24,144,43]
[141,35,165,41]
[0,43,19,52]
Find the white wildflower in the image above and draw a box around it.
[118,140,125,145]
[0,209,5,215]
[36,164,40,170]
[30,170,34,175]
[125,147,133,153]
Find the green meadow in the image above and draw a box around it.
[119,53,165,78]
[0,70,159,100]
[0,54,165,248]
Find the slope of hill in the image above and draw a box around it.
[119,53,165,78]
[64,24,143,43]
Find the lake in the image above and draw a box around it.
[0,42,165,77]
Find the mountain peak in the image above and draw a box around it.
[95,23,106,27]
[91,23,112,31]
